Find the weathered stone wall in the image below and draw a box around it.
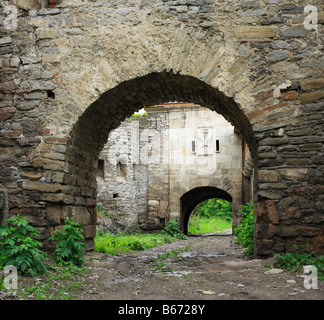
[96,105,243,233]
[149,105,243,229]
[0,0,323,255]
[96,117,148,233]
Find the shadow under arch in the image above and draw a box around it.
[180,187,233,235]
[63,71,257,249]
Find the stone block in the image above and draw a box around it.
[148,200,159,206]
[42,53,61,64]
[83,224,96,238]
[281,168,308,180]
[300,90,324,105]
[0,37,12,45]
[72,207,91,225]
[258,170,278,182]
[17,0,41,10]
[255,239,274,256]
[255,223,269,238]
[23,180,67,193]
[42,193,74,204]
[234,26,276,40]
[21,170,43,180]
[300,78,324,91]
[279,25,308,38]
[266,200,279,224]
[258,190,282,200]
[47,205,68,225]
[268,224,277,238]
[36,28,58,39]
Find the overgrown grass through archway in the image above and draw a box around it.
[188,199,232,235]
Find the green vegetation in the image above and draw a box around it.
[188,198,232,235]
[49,218,85,266]
[95,219,186,255]
[189,216,232,234]
[0,215,87,300]
[233,200,254,256]
[18,264,86,300]
[0,215,46,276]
[271,244,324,280]
[125,110,148,123]
[162,218,187,239]
[97,203,116,219]
[95,232,176,255]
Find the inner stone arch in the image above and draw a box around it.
[62,71,256,250]
[180,187,234,235]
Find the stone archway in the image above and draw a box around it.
[62,72,256,250]
[180,186,233,235]
[1,0,323,256]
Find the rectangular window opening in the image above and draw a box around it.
[133,164,136,180]
[191,140,196,153]
[97,159,105,179]
[116,162,127,181]
[216,139,220,152]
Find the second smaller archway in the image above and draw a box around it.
[180,187,235,235]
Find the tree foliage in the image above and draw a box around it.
[192,198,232,221]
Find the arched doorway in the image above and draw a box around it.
[187,198,232,236]
[180,187,234,235]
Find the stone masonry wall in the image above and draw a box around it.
[96,105,243,233]
[0,0,323,255]
[96,117,148,233]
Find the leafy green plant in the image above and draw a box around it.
[0,215,46,276]
[162,218,187,239]
[233,200,254,256]
[49,218,85,266]
[272,244,324,280]
[128,240,145,251]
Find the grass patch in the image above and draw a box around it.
[188,216,232,235]
[94,232,183,255]
[4,262,87,300]
[270,245,324,280]
[188,198,232,235]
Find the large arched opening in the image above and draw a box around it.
[60,71,257,250]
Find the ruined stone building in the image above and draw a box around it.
[0,0,323,256]
[96,104,250,234]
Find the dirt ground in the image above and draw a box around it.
[77,235,323,300]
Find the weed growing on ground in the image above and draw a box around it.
[95,219,187,255]
[95,232,184,255]
[233,200,254,256]
[270,244,324,280]
[18,264,86,300]
[0,215,46,276]
[188,216,232,234]
[49,218,85,266]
